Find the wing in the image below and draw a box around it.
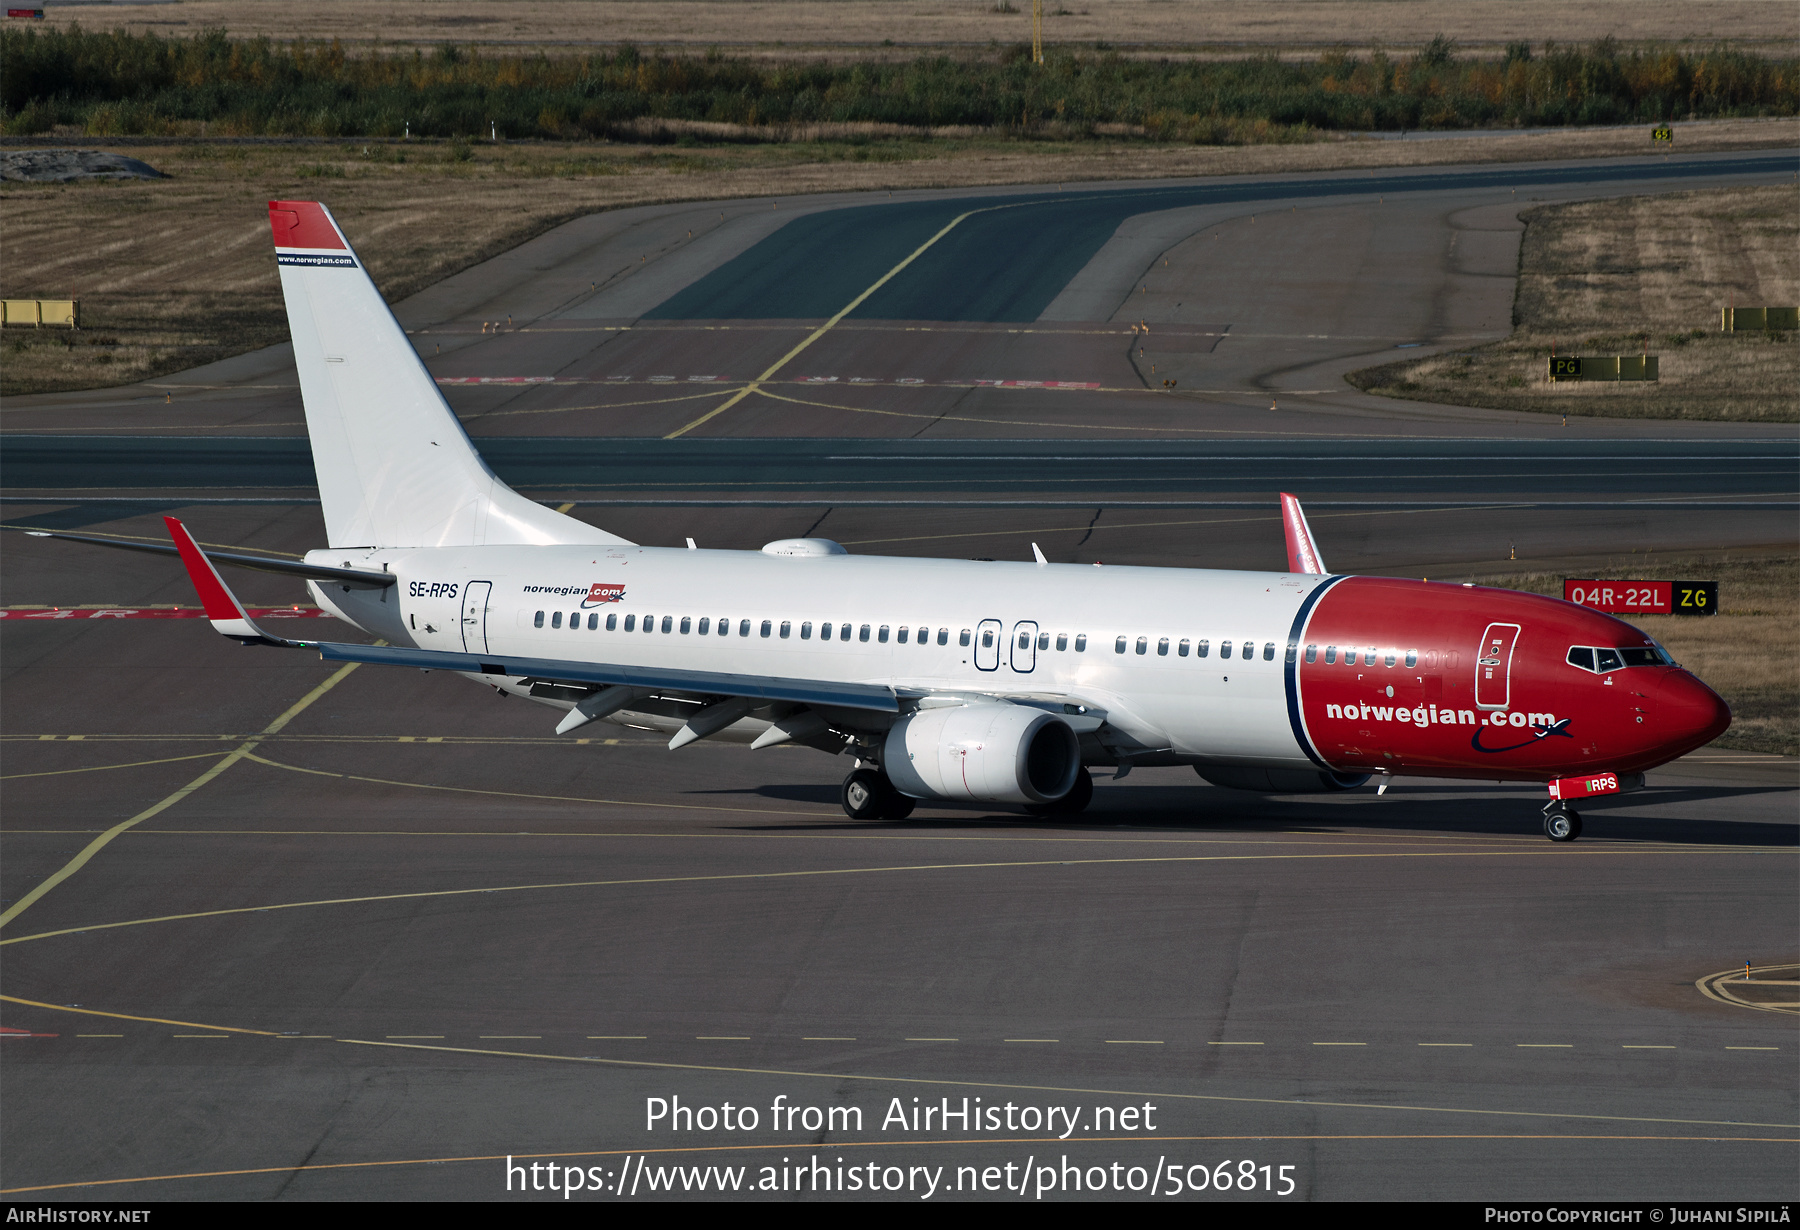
[1280,492,1327,575]
[16,527,393,588]
[160,517,899,723]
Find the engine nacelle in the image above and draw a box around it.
[1197,766,1371,793]
[885,704,1080,804]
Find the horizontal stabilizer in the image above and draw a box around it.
[1280,492,1326,575]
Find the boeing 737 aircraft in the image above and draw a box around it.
[34,201,1732,841]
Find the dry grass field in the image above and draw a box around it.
[37,0,1797,56]
[3,118,1793,397]
[1349,184,1800,421]
[1470,553,1798,756]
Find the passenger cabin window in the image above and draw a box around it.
[780,621,791,639]
[1178,639,1190,657]
[860,625,871,643]
[680,617,691,634]
[1220,640,1232,658]
[588,614,599,630]
[1075,634,1087,652]
[1305,645,1317,663]
[878,626,890,643]
[1157,638,1169,656]
[959,629,971,647]
[645,616,655,633]
[1405,649,1418,668]
[897,627,909,644]
[1383,651,1395,667]
[1323,645,1335,663]
[1056,633,1068,652]
[1136,637,1148,655]
[820,622,832,641]
[1018,630,1030,649]
[840,623,852,641]
[697,617,709,635]
[761,620,773,638]
[551,612,563,629]
[1038,632,1049,650]
[981,629,993,648]
[1364,649,1377,666]
[1195,639,1209,658]
[1115,636,1127,654]
[938,628,950,646]
[606,613,618,631]
[1264,642,1276,661]
[571,612,580,630]
[801,621,812,640]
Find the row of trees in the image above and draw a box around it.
[4,26,1793,139]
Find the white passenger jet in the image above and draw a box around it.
[34,202,1730,840]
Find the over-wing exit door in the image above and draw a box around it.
[461,581,492,654]
[1010,620,1038,672]
[974,619,1001,671]
[1475,622,1521,710]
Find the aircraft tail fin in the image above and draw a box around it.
[269,201,629,549]
[1280,492,1326,574]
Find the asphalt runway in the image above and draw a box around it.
[1,500,1794,1202]
[2,148,1796,1202]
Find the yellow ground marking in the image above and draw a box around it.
[1696,963,1800,1015]
[589,1035,647,1039]
[553,502,576,514]
[471,387,735,420]
[0,661,361,932]
[696,1036,750,1040]
[385,1035,444,1039]
[0,751,239,780]
[327,1038,1800,1131]
[1209,1041,1263,1045]
[13,1133,1792,1197]
[665,207,990,439]
[0,994,279,1036]
[0,525,306,559]
[1726,1047,1780,1050]
[1005,1039,1057,1043]
[1518,1044,1574,1048]
[3,846,1781,952]
[172,1034,228,1038]
[238,749,835,818]
[752,384,1279,438]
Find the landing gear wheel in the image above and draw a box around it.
[1024,767,1094,816]
[842,768,907,821]
[878,792,916,821]
[1543,805,1582,842]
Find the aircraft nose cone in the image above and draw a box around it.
[1656,670,1732,752]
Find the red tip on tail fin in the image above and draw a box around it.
[1280,492,1326,575]
[268,201,346,250]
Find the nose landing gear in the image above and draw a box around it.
[841,767,915,821]
[1542,801,1582,842]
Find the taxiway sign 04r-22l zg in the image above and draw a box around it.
[38,201,1732,841]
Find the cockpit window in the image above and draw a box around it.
[1569,646,1670,673]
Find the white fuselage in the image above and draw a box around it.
[308,543,1328,769]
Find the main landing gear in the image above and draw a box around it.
[841,768,915,821]
[1542,801,1583,843]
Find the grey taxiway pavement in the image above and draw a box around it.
[1,151,1795,1201]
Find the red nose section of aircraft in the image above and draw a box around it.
[1292,577,1729,782]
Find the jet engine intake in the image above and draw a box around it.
[1197,766,1371,793]
[885,703,1080,804]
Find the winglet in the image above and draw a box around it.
[1280,492,1326,574]
[164,517,294,645]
